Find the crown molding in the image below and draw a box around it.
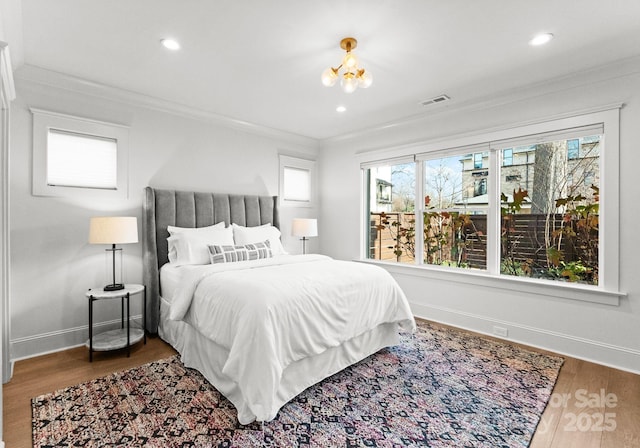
[14,64,319,149]
[325,54,640,146]
[352,102,624,162]
[14,53,640,150]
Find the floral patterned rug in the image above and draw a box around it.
[32,321,563,447]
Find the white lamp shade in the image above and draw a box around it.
[292,218,318,238]
[89,216,138,244]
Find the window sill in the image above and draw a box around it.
[357,259,624,306]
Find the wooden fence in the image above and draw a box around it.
[369,212,580,270]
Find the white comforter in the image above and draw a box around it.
[170,254,415,422]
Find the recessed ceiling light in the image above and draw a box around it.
[336,105,347,113]
[529,33,554,46]
[161,38,181,50]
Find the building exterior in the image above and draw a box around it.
[459,136,601,210]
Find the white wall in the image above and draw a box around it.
[319,57,640,373]
[9,70,319,360]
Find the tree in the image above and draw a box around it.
[531,139,600,275]
[391,164,415,212]
[424,159,463,209]
[531,142,567,215]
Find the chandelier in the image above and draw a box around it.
[321,37,373,93]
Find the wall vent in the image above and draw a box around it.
[420,94,450,106]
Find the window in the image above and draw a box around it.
[47,129,117,189]
[31,109,129,198]
[503,148,513,166]
[495,132,601,285]
[283,167,311,202]
[364,160,415,263]
[474,178,487,196]
[567,138,579,160]
[473,152,483,169]
[362,107,621,299]
[279,155,316,207]
[376,179,392,204]
[422,153,487,269]
[584,171,595,187]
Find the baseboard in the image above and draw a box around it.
[10,315,143,362]
[412,303,640,375]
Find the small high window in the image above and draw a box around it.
[283,166,311,202]
[47,129,118,189]
[279,155,316,207]
[31,109,129,198]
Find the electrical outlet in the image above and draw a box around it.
[493,326,508,337]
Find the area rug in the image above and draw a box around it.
[32,321,563,447]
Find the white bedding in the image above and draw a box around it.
[159,263,186,302]
[170,254,416,424]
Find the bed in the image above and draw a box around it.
[142,187,415,424]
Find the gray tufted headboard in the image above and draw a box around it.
[142,187,279,333]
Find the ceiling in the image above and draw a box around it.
[7,0,640,140]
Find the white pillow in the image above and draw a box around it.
[232,223,288,255]
[167,224,234,265]
[168,222,225,235]
[167,222,227,263]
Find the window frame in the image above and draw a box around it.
[278,154,316,208]
[31,108,130,198]
[359,106,623,305]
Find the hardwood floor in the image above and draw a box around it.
[3,325,639,448]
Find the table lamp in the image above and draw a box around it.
[292,218,317,255]
[89,216,138,291]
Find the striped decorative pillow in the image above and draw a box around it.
[208,240,272,264]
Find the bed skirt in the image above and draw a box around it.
[159,297,400,424]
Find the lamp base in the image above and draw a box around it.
[104,283,125,292]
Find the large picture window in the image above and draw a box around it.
[362,108,620,298]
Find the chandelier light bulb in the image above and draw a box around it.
[357,69,373,88]
[321,67,339,87]
[322,37,372,92]
[341,72,358,94]
[342,52,358,70]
